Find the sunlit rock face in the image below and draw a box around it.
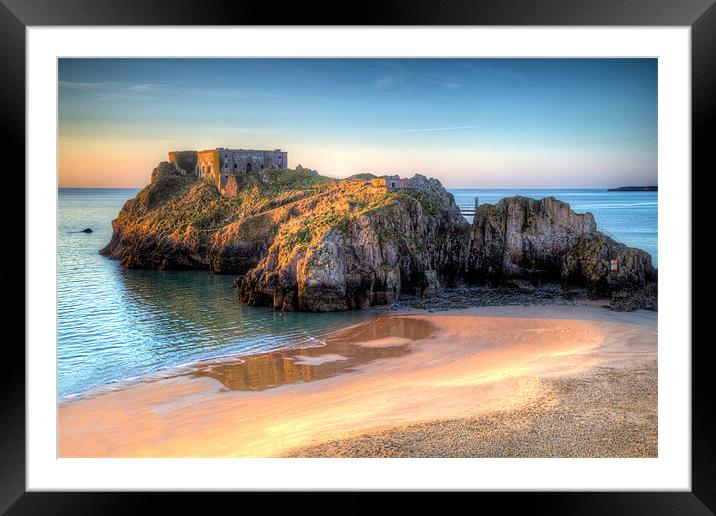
[101,163,470,311]
[236,175,470,312]
[100,161,295,272]
[101,162,657,312]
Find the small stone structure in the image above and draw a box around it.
[370,175,415,191]
[168,147,288,194]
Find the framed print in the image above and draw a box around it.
[5,0,713,512]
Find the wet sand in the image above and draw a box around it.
[58,304,657,458]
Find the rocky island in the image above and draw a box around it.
[101,161,657,312]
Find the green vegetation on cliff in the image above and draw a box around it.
[101,162,466,278]
[115,165,336,234]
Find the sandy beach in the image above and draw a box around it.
[58,303,657,458]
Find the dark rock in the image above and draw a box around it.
[421,269,441,299]
[562,232,657,298]
[610,283,658,312]
[464,196,657,309]
[465,196,596,283]
[81,228,93,233]
[505,279,536,293]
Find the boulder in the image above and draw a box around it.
[562,232,657,298]
[421,269,441,299]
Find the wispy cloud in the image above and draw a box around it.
[425,73,464,90]
[462,64,541,89]
[182,87,283,99]
[59,81,286,102]
[378,125,477,134]
[59,81,170,101]
[373,73,406,89]
[372,63,410,89]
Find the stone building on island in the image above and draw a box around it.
[370,175,416,191]
[168,147,288,193]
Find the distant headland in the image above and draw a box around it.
[607,186,657,192]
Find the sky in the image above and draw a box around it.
[58,58,657,188]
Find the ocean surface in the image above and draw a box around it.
[57,187,657,400]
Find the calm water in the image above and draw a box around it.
[57,189,371,400]
[58,187,657,400]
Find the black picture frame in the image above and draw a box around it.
[4,0,711,513]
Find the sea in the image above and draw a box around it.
[57,187,657,400]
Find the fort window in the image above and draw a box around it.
[246,163,252,172]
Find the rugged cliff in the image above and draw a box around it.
[100,161,336,273]
[102,162,657,312]
[100,163,469,311]
[465,196,597,282]
[465,196,657,310]
[236,174,469,311]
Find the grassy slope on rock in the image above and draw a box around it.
[108,166,451,272]
[115,168,332,234]
[267,180,416,265]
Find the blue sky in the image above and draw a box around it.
[58,58,657,188]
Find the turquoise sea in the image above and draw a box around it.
[57,187,657,400]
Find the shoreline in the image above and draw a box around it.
[58,304,657,458]
[58,311,382,404]
[58,289,613,404]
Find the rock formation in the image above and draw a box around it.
[102,161,657,312]
[465,196,597,282]
[100,161,290,272]
[464,196,657,310]
[563,232,657,310]
[236,174,469,311]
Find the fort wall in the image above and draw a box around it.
[169,147,288,194]
[167,151,198,176]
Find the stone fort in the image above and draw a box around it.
[168,147,288,193]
